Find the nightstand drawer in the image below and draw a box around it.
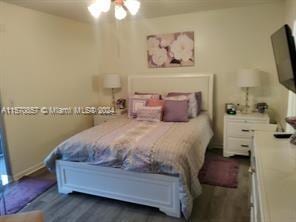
[227,137,252,154]
[227,122,256,138]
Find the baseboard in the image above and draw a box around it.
[13,162,45,181]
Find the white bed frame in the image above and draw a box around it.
[56,73,214,218]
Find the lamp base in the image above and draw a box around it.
[241,105,251,114]
[241,87,251,114]
[111,88,116,112]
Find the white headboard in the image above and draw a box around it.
[128,74,214,121]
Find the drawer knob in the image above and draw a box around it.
[241,144,249,148]
[242,129,250,132]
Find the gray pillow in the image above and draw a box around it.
[195,91,202,115]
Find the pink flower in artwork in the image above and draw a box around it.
[170,34,194,62]
[147,31,194,68]
[147,37,160,56]
[151,47,168,66]
[158,34,175,48]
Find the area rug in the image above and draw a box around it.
[0,177,56,215]
[198,154,239,188]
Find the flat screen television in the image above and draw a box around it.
[271,24,296,93]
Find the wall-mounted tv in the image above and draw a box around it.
[271,24,296,93]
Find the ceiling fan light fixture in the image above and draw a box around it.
[97,0,111,13]
[115,5,127,20]
[88,3,101,18]
[124,0,140,16]
[88,0,140,20]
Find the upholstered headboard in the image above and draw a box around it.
[128,74,214,121]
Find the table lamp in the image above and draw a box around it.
[103,74,121,110]
[237,69,260,113]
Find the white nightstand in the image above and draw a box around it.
[93,109,127,126]
[223,112,270,157]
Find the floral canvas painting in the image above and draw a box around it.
[147,31,195,68]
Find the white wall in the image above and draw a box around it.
[0,2,100,179]
[286,0,296,27]
[97,3,286,146]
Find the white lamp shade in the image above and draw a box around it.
[103,74,121,89]
[237,69,261,88]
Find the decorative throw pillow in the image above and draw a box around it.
[132,94,155,99]
[195,91,202,115]
[167,92,202,116]
[164,95,189,101]
[135,92,161,99]
[163,99,189,122]
[147,99,165,108]
[136,106,162,122]
[167,93,197,118]
[128,97,148,118]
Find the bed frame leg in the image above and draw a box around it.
[58,187,73,195]
[159,208,181,218]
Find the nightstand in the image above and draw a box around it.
[223,113,270,157]
[93,109,127,126]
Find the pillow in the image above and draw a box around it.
[195,91,202,115]
[128,97,148,118]
[147,99,165,107]
[135,92,161,99]
[136,106,162,122]
[132,94,155,99]
[167,92,202,116]
[167,93,197,118]
[163,99,189,122]
[164,95,189,101]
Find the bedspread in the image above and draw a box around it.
[44,112,213,219]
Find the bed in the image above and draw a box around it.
[44,74,214,219]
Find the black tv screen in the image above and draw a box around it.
[271,24,296,93]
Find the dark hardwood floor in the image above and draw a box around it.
[21,150,250,222]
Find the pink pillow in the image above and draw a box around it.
[136,106,162,122]
[163,98,189,122]
[135,92,161,99]
[167,91,202,116]
[147,99,164,107]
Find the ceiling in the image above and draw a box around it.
[1,0,284,23]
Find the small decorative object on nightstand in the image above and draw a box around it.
[255,102,268,113]
[223,112,270,157]
[225,103,237,115]
[93,109,127,126]
[116,98,126,109]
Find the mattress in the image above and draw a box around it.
[44,112,213,218]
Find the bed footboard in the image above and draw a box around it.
[56,160,181,218]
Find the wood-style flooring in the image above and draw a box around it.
[21,150,250,222]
